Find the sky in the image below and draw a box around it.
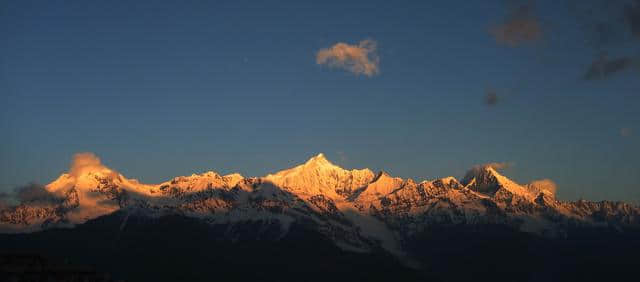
[1,0,639,203]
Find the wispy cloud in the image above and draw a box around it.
[482,162,513,171]
[621,127,633,137]
[316,40,379,77]
[336,151,348,164]
[0,183,65,209]
[69,152,117,179]
[528,179,557,195]
[583,54,635,80]
[490,3,542,47]
[14,183,63,206]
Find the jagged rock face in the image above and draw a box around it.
[1,153,639,260]
[0,205,60,226]
[462,167,501,195]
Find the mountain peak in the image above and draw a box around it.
[484,165,498,173]
[461,165,502,184]
[304,153,331,166]
[355,171,403,201]
[461,164,534,199]
[265,153,375,199]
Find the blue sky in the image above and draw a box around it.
[1,0,639,202]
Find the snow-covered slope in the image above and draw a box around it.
[2,153,639,260]
[264,153,375,199]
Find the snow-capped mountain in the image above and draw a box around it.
[1,153,639,261]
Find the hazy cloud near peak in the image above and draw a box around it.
[528,179,557,195]
[0,183,65,209]
[69,152,116,179]
[336,151,348,164]
[14,183,63,205]
[482,162,513,171]
[490,3,542,47]
[316,40,380,77]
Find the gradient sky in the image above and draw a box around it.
[1,0,639,202]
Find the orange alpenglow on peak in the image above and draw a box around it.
[303,153,332,166]
[265,153,375,198]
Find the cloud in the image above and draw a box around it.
[625,0,640,39]
[485,89,499,106]
[528,179,557,195]
[14,183,60,203]
[621,127,633,137]
[481,162,512,171]
[69,152,116,179]
[583,54,635,80]
[7,183,64,208]
[336,151,348,164]
[316,40,380,77]
[490,3,542,47]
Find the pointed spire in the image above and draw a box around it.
[311,153,327,161]
[304,153,332,167]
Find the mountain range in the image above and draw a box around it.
[1,153,639,281]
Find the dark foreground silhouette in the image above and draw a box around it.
[1,212,639,282]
